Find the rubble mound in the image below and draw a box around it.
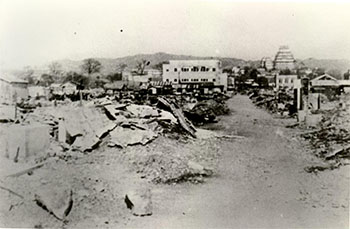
[185,99,230,125]
[249,89,295,116]
[134,153,212,184]
[302,94,350,172]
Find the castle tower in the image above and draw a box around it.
[274,46,296,70]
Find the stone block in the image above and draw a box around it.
[0,124,50,161]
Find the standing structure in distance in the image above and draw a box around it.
[260,57,273,71]
[273,46,296,70]
[162,59,228,92]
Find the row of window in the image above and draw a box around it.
[172,78,215,82]
[167,78,216,83]
[278,78,294,84]
[166,67,216,72]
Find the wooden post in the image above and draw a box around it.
[79,89,83,106]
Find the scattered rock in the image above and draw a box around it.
[34,187,73,220]
[125,188,152,216]
[109,126,158,148]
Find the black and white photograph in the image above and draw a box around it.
[0,0,349,228]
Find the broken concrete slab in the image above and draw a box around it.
[0,124,50,161]
[158,98,196,137]
[125,188,152,216]
[109,126,158,148]
[126,104,160,118]
[34,187,73,220]
[96,123,118,139]
[157,110,177,124]
[72,134,101,152]
[0,105,15,122]
[188,161,213,176]
[306,114,323,127]
[104,104,128,120]
[58,107,116,151]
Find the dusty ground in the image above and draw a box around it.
[127,94,349,228]
[0,94,348,228]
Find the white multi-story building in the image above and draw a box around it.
[162,60,227,91]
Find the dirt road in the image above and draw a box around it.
[128,95,349,228]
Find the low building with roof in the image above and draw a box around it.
[0,74,29,104]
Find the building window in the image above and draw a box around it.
[193,66,199,72]
[212,68,216,72]
[174,79,177,82]
[291,79,293,83]
[213,79,216,82]
[166,69,169,72]
[174,68,177,72]
[279,79,282,84]
[201,66,206,72]
[285,78,288,84]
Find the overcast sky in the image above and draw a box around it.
[0,0,349,69]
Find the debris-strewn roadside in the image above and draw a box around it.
[0,93,232,227]
[184,99,230,125]
[248,89,350,173]
[301,94,350,173]
[249,89,295,117]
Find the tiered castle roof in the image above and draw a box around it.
[274,46,295,64]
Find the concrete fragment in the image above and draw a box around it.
[158,110,177,124]
[35,187,73,220]
[109,126,157,148]
[188,161,213,176]
[126,104,160,118]
[58,118,66,143]
[297,110,306,123]
[0,106,15,122]
[72,134,101,152]
[104,104,127,120]
[306,114,323,127]
[0,124,50,161]
[125,188,152,216]
[158,98,196,137]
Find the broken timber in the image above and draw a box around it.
[157,98,196,137]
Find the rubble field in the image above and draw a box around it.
[0,95,232,227]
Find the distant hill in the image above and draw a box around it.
[50,52,252,75]
[35,52,350,77]
[296,58,350,74]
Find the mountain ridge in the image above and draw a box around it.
[32,52,350,76]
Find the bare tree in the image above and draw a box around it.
[22,66,35,84]
[81,58,102,75]
[136,59,150,75]
[48,62,63,82]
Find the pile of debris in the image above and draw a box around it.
[302,96,350,173]
[135,152,214,184]
[184,99,230,125]
[22,97,197,153]
[249,89,295,116]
